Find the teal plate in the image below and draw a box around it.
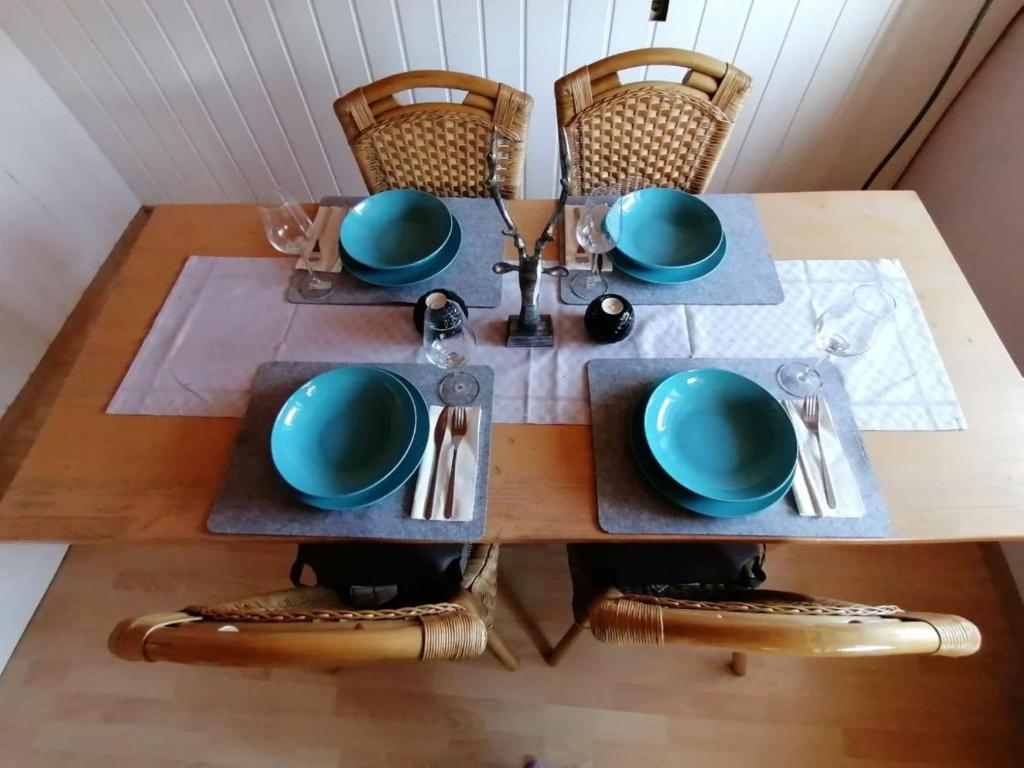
[630,396,793,517]
[611,233,726,284]
[270,366,418,499]
[345,216,461,287]
[643,368,797,503]
[292,370,430,510]
[341,189,452,271]
[605,188,723,270]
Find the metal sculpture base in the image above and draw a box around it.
[506,315,554,348]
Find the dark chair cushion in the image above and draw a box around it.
[567,543,766,623]
[290,543,469,608]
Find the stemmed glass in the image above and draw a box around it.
[258,188,333,300]
[777,283,897,396]
[421,292,480,406]
[569,186,620,301]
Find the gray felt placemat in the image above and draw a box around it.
[207,362,493,541]
[560,194,784,306]
[587,357,890,538]
[285,197,505,307]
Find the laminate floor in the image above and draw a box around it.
[0,541,1021,767]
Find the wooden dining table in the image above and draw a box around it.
[1,190,1023,545]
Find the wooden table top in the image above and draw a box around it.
[2,192,1022,544]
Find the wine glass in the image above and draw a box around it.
[777,283,897,396]
[258,188,333,300]
[569,186,620,300]
[421,292,480,406]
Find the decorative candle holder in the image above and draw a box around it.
[584,293,635,344]
[412,289,469,335]
[486,128,570,347]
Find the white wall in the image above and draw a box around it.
[0,26,136,676]
[0,25,139,413]
[0,0,1016,203]
[0,543,67,675]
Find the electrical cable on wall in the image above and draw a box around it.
[862,0,996,189]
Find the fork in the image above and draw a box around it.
[803,395,837,509]
[442,407,469,520]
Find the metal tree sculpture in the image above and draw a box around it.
[487,128,570,347]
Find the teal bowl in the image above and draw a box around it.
[271,366,418,499]
[293,370,430,510]
[611,232,726,284]
[630,397,793,517]
[341,189,453,271]
[643,368,797,503]
[605,188,723,272]
[345,216,461,287]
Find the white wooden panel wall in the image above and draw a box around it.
[0,0,1000,202]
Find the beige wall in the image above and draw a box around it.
[899,11,1024,593]
[899,11,1024,371]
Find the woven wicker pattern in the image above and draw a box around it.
[183,602,466,624]
[568,86,732,194]
[462,543,500,627]
[111,545,517,668]
[589,592,906,649]
[361,114,516,198]
[622,592,905,618]
[335,71,531,199]
[421,611,487,660]
[554,48,751,194]
[902,612,983,657]
[591,598,664,646]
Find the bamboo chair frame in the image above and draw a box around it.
[554,48,751,194]
[547,588,981,675]
[334,70,531,198]
[109,544,517,670]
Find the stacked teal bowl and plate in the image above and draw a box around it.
[631,369,797,517]
[341,189,460,286]
[270,366,429,510]
[604,188,726,284]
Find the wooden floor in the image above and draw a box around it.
[0,541,1020,768]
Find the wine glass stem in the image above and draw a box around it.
[298,240,329,288]
[798,354,831,382]
[299,243,317,279]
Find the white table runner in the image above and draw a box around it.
[108,255,691,424]
[686,259,964,430]
[108,255,964,430]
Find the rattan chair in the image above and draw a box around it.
[547,545,980,675]
[109,544,517,670]
[334,70,531,198]
[554,48,751,194]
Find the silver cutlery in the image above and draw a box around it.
[784,401,824,516]
[442,407,469,520]
[794,438,823,516]
[425,406,450,520]
[803,395,837,509]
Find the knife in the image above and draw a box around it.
[424,407,450,520]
